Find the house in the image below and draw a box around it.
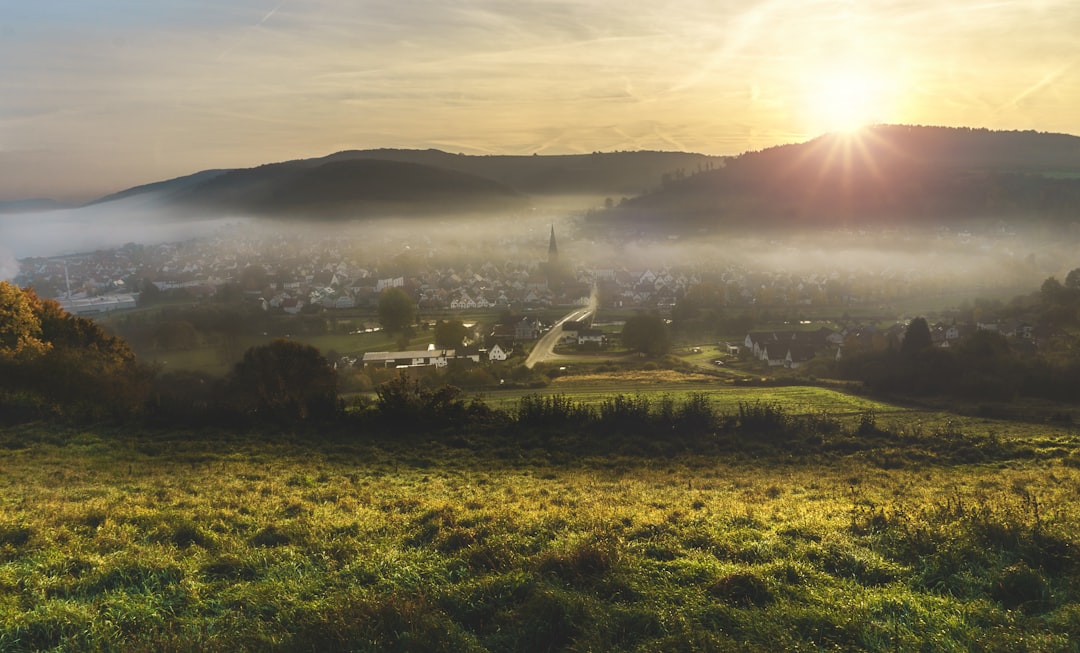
[488,343,511,361]
[282,298,304,315]
[577,328,607,347]
[450,295,475,310]
[561,319,586,344]
[361,349,454,369]
[456,345,482,363]
[514,317,542,342]
[376,277,405,292]
[745,329,836,365]
[760,344,787,367]
[488,324,516,345]
[784,344,818,369]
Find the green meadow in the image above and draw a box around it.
[2,392,1079,651]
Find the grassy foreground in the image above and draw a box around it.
[1,419,1079,651]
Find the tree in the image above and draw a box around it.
[900,316,932,356]
[224,339,339,422]
[1041,276,1066,305]
[621,313,671,356]
[0,281,49,361]
[2,287,153,421]
[377,287,415,335]
[1066,268,1080,290]
[434,319,470,349]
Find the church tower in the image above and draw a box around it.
[548,224,558,264]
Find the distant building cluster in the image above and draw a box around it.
[12,222,1034,321]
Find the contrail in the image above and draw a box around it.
[1003,59,1076,110]
[258,0,287,27]
[217,0,288,61]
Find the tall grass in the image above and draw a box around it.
[0,412,1078,651]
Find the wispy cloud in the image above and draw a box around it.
[2,0,1080,200]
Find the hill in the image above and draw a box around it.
[82,150,719,219]
[0,198,72,214]
[86,169,230,206]
[590,125,1080,231]
[320,148,720,196]
[160,158,528,218]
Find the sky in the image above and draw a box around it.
[2,0,1080,202]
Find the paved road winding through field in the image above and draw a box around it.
[524,290,598,369]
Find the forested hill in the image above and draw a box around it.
[83,150,720,219]
[320,148,721,196]
[590,125,1080,231]
[162,158,528,218]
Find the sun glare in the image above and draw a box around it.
[807,69,890,134]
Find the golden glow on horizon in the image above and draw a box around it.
[3,1,1080,201]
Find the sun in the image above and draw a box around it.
[806,69,891,134]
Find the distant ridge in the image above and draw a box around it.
[319,148,721,196]
[81,149,720,220]
[68,126,1080,225]
[592,125,1080,230]
[87,169,231,206]
[168,158,528,217]
[0,198,72,214]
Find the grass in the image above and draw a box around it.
[476,370,906,418]
[1,406,1079,651]
[140,329,440,377]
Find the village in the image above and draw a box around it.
[10,221,1069,374]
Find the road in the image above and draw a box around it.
[523,292,598,369]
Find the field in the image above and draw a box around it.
[2,395,1080,651]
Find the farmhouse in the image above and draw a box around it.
[745,328,836,366]
[361,349,455,369]
[514,317,542,342]
[488,343,511,361]
[577,328,607,347]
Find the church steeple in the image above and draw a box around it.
[548,224,558,263]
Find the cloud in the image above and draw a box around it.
[3,0,1080,201]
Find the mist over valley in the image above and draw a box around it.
[6,1,1080,649]
[5,126,1079,305]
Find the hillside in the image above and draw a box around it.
[160,158,527,218]
[320,148,721,196]
[86,169,230,206]
[590,125,1080,231]
[83,149,719,219]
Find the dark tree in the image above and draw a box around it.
[1065,268,1080,290]
[2,287,153,421]
[900,317,933,355]
[377,287,416,335]
[224,339,338,422]
[1041,277,1066,305]
[621,313,671,356]
[434,319,470,349]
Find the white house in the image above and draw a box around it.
[577,328,606,347]
[362,349,454,369]
[488,343,511,361]
[376,277,405,292]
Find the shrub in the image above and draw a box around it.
[516,394,593,429]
